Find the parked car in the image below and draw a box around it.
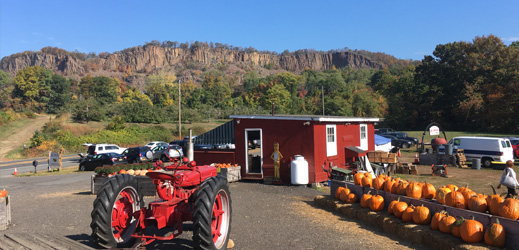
[383,132,418,146]
[145,141,168,149]
[505,137,519,158]
[380,134,413,148]
[374,128,394,135]
[78,153,126,171]
[445,137,514,168]
[121,146,152,163]
[148,145,183,162]
[214,143,236,149]
[84,143,127,155]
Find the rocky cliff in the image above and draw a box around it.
[0,45,383,84]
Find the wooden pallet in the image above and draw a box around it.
[456,151,469,168]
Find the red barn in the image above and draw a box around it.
[194,115,380,184]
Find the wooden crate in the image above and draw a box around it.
[217,166,241,183]
[91,175,157,196]
[0,195,11,230]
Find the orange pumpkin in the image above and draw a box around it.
[406,181,422,199]
[353,173,363,185]
[460,217,484,243]
[339,188,351,202]
[489,185,504,215]
[118,169,127,174]
[498,198,519,220]
[402,205,415,222]
[361,172,373,188]
[393,201,408,219]
[346,193,358,203]
[335,186,346,200]
[436,186,452,204]
[431,211,447,231]
[446,184,458,192]
[373,176,385,190]
[462,190,477,201]
[369,193,385,212]
[384,178,395,193]
[391,181,400,194]
[388,198,400,215]
[422,182,436,199]
[439,215,456,234]
[467,195,488,213]
[457,184,470,194]
[360,191,372,208]
[484,218,506,247]
[445,191,466,209]
[412,205,431,225]
[396,180,409,196]
[0,189,7,198]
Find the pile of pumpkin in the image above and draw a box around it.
[215,163,239,169]
[332,172,517,247]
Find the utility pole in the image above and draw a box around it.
[178,78,182,140]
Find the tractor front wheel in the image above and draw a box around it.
[90,174,143,249]
[193,176,232,250]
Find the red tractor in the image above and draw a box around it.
[90,158,232,249]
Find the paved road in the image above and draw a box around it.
[0,155,81,177]
[0,173,423,249]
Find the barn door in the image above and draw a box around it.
[245,129,262,174]
[326,125,337,156]
[359,124,368,150]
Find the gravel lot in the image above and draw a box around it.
[1,173,424,249]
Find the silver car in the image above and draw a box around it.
[148,145,183,162]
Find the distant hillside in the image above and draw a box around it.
[0,42,413,88]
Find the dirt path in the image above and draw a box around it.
[0,114,51,161]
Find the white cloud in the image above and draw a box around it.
[502,37,519,42]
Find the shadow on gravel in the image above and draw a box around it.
[73,191,93,195]
[67,233,97,248]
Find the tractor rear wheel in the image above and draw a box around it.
[90,174,143,249]
[193,176,232,250]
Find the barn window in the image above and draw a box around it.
[359,124,368,150]
[326,125,337,156]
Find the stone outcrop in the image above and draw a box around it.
[0,46,383,81]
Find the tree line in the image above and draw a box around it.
[1,35,518,133]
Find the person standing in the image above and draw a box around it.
[497,160,519,198]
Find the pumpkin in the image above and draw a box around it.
[396,180,409,196]
[346,193,358,203]
[431,211,448,231]
[439,215,456,234]
[406,181,422,199]
[422,182,436,199]
[339,188,351,202]
[0,189,7,198]
[139,170,147,176]
[361,172,373,187]
[360,192,372,208]
[388,198,400,215]
[127,169,135,175]
[457,184,470,194]
[384,178,395,193]
[118,169,127,174]
[369,193,385,212]
[393,201,408,219]
[446,184,458,192]
[484,218,506,247]
[489,184,505,215]
[373,176,385,190]
[402,205,415,223]
[462,190,477,201]
[460,217,484,243]
[451,218,463,238]
[436,186,452,204]
[498,198,519,220]
[445,191,466,209]
[391,181,400,194]
[412,205,431,225]
[467,195,488,213]
[335,186,346,200]
[353,173,363,185]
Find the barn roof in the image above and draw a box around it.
[229,114,380,123]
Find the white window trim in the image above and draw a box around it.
[326,125,337,156]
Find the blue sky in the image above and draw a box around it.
[1,0,518,61]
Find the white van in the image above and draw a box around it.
[447,137,514,168]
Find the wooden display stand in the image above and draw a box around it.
[91,175,157,196]
[217,166,241,183]
[0,195,11,230]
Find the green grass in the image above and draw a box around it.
[15,166,79,177]
[0,117,35,138]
